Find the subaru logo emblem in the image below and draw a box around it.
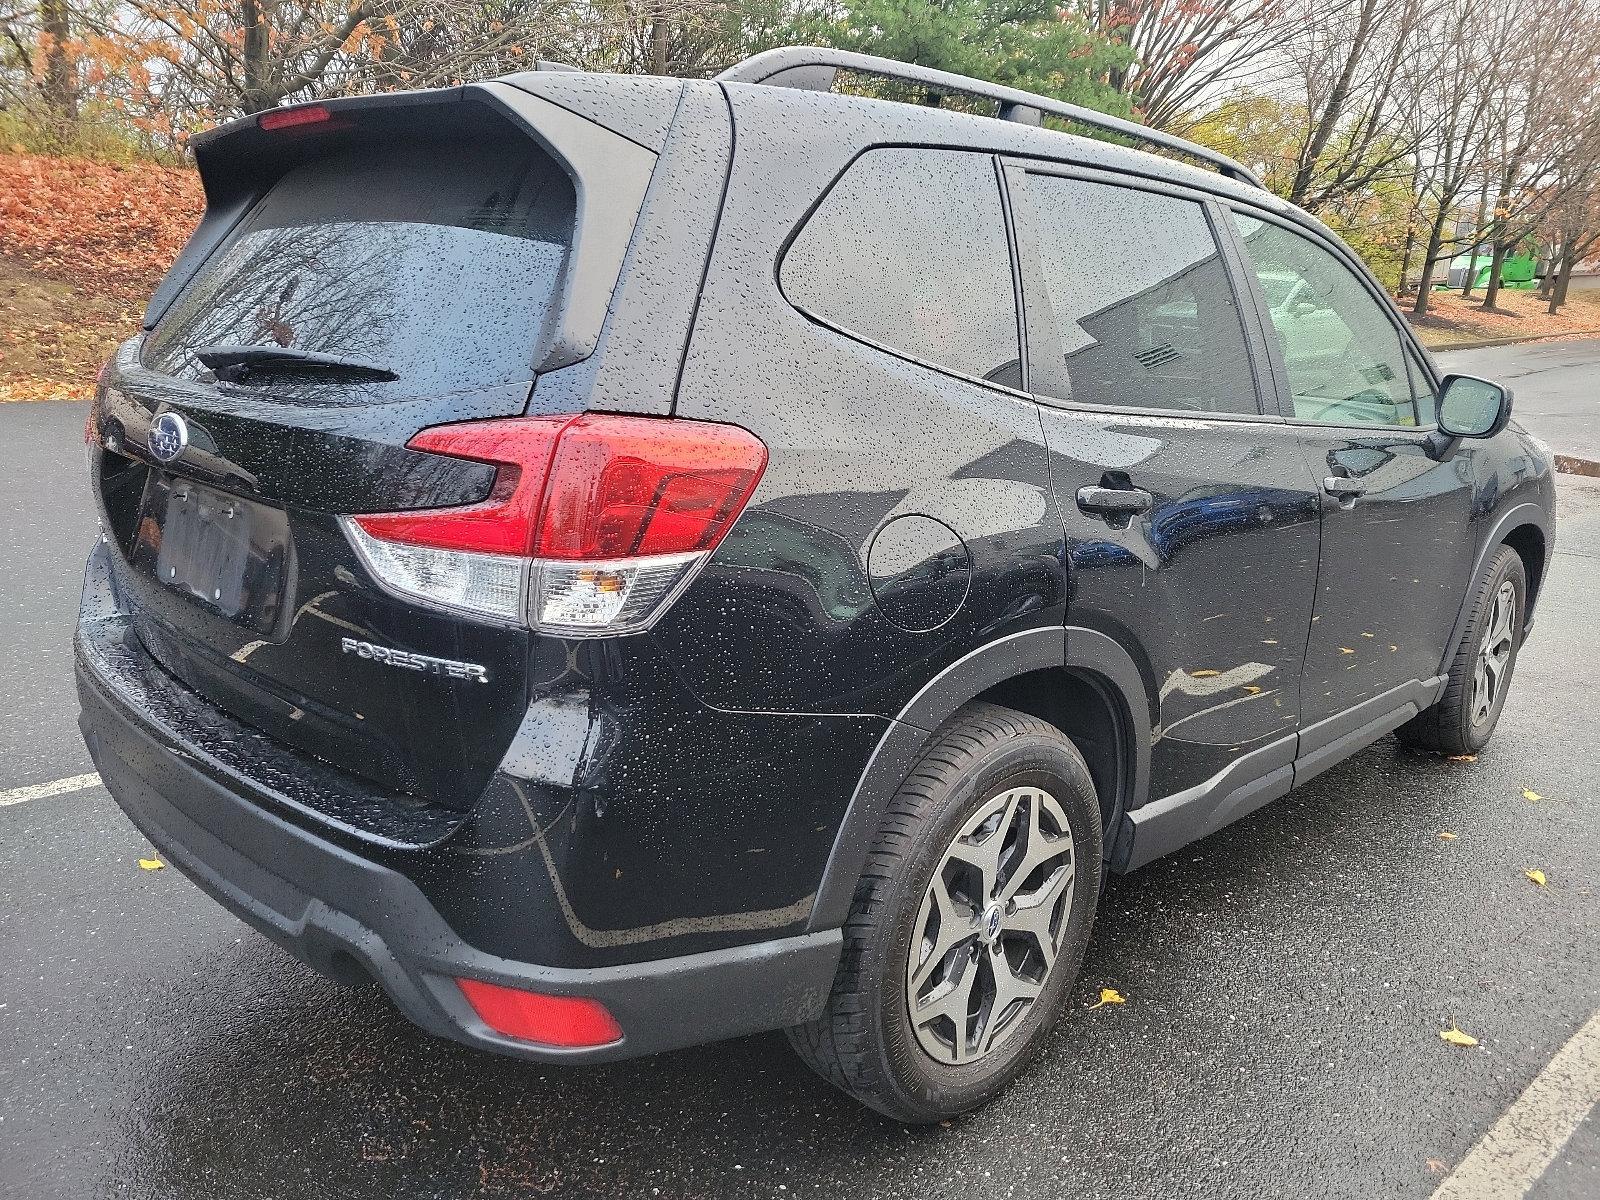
[986,908,1003,939]
[148,412,188,464]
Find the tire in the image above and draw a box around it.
[787,702,1102,1122]
[1397,545,1527,755]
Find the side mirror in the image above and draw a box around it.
[1437,373,1512,439]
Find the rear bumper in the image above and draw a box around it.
[76,592,841,1065]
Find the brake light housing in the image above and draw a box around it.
[344,414,767,634]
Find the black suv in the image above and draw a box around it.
[77,47,1555,1122]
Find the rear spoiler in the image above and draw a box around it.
[149,82,663,375]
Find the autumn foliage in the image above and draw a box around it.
[1,150,201,304]
[0,150,202,401]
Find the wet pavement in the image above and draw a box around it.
[1437,337,1600,462]
[2,387,1597,1199]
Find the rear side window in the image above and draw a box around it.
[780,148,1021,387]
[144,139,575,394]
[1025,174,1259,416]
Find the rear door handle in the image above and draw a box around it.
[1322,476,1366,498]
[1076,485,1154,516]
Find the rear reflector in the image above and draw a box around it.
[258,104,332,132]
[456,978,623,1048]
[345,415,767,633]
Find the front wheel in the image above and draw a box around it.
[787,703,1102,1122]
[1398,545,1527,755]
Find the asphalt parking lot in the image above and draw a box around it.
[2,345,1597,1199]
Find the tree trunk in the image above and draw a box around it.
[1481,241,1510,310]
[1462,180,1490,298]
[1413,212,1450,316]
[1398,221,1417,298]
[649,9,670,76]
[1288,0,1379,210]
[1550,248,1577,311]
[240,0,273,113]
[38,0,76,121]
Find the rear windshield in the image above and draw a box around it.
[144,138,575,394]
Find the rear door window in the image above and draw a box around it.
[1024,174,1260,416]
[144,139,575,394]
[780,147,1021,387]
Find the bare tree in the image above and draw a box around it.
[1278,0,1434,213]
[1407,0,1509,314]
[1071,0,1292,131]
[1478,0,1600,310]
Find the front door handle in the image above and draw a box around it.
[1076,485,1154,516]
[1322,476,1366,499]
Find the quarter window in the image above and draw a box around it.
[780,148,1021,387]
[1025,174,1259,415]
[1231,213,1422,427]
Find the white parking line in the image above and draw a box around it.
[0,772,103,808]
[1432,1008,1600,1199]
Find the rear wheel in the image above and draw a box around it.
[1397,545,1526,755]
[787,703,1102,1122]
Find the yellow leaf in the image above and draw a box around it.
[138,858,164,870]
[1191,669,1220,678]
[1438,831,1458,840]
[1525,869,1547,887]
[1087,987,1126,1010]
[1522,789,1542,802]
[1242,685,1263,695]
[1447,754,1477,762]
[1338,646,1355,654]
[1439,1025,1479,1047]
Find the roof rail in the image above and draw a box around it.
[717,46,1265,191]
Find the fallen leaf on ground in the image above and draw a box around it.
[1087,987,1126,1010]
[1522,789,1542,802]
[1439,1025,1478,1047]
[1447,754,1477,762]
[137,858,164,870]
[1426,1159,1447,1174]
[1190,669,1219,678]
[1438,831,1458,840]
[1525,868,1547,887]
[1338,646,1355,654]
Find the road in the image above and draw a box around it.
[1437,337,1600,462]
[2,340,1598,1199]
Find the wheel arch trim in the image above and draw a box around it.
[1444,502,1551,668]
[807,625,1151,931]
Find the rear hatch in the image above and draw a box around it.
[90,83,660,812]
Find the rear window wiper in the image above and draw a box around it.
[194,344,399,383]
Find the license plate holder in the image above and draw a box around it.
[130,475,290,633]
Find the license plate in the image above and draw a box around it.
[130,475,290,633]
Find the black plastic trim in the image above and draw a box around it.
[1442,500,1552,658]
[78,647,841,1063]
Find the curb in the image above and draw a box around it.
[1420,329,1600,353]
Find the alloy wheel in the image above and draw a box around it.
[1472,580,1517,726]
[906,786,1076,1065]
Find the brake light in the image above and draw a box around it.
[344,414,767,633]
[258,104,332,132]
[456,978,622,1047]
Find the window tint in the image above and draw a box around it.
[1231,213,1420,427]
[1026,175,1258,415]
[146,139,575,394]
[781,148,1021,386]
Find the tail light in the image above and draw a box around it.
[343,414,767,634]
